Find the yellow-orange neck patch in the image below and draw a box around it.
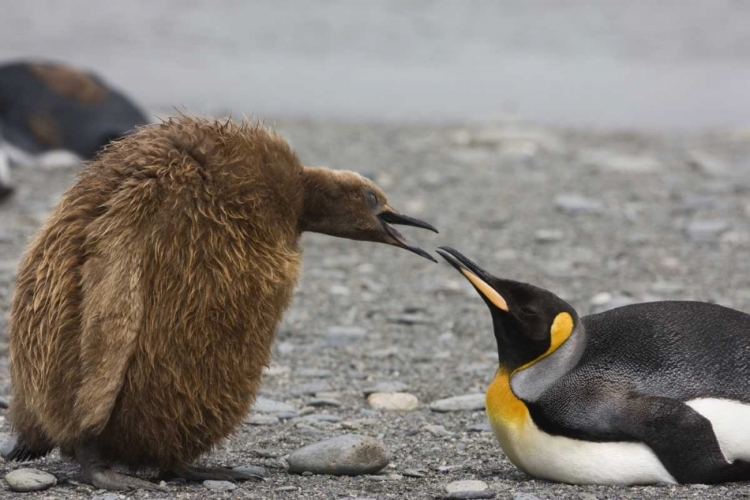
[486,368,529,429]
[485,312,575,430]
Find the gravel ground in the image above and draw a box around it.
[1,117,750,498]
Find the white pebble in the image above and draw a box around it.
[430,394,485,412]
[590,292,612,306]
[4,468,57,492]
[367,392,419,411]
[446,479,489,493]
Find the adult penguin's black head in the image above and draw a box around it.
[436,246,579,371]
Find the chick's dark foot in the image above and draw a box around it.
[162,464,264,482]
[87,467,169,492]
[75,441,168,492]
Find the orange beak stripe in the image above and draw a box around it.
[460,269,509,312]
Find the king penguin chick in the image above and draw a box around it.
[7,116,438,491]
[436,246,750,486]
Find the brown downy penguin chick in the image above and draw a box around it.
[8,115,437,491]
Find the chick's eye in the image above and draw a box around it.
[366,190,379,207]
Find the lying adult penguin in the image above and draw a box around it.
[0,60,149,200]
[7,115,437,491]
[436,246,750,485]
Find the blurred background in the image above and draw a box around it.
[2,4,750,498]
[2,0,749,131]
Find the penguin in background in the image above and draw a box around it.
[436,246,750,485]
[0,60,149,200]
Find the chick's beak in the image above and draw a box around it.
[435,246,509,312]
[377,210,439,263]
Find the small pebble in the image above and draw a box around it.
[534,228,564,243]
[494,248,518,261]
[344,417,377,427]
[316,391,342,399]
[246,414,279,425]
[686,219,728,242]
[403,468,427,478]
[291,381,332,396]
[437,465,462,472]
[298,369,332,378]
[542,260,579,279]
[467,422,492,433]
[0,436,17,460]
[4,468,57,492]
[688,150,729,177]
[478,215,510,230]
[92,494,120,500]
[578,493,599,500]
[363,346,400,359]
[424,424,454,437]
[650,281,684,294]
[277,411,299,420]
[308,398,342,408]
[329,284,350,296]
[512,493,541,500]
[325,326,368,338]
[446,480,489,494]
[554,194,604,215]
[298,406,316,416]
[387,313,432,325]
[583,150,663,173]
[367,392,419,411]
[362,381,409,396]
[204,479,237,491]
[252,397,295,414]
[286,434,389,475]
[430,394,485,412]
[275,485,298,492]
[0,397,9,409]
[300,413,341,423]
[253,448,284,458]
[678,194,718,212]
[445,492,497,500]
[590,292,612,306]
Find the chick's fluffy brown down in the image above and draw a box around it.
[9,117,307,469]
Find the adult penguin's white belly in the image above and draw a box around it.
[485,370,677,485]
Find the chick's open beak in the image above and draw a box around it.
[377,211,439,263]
[436,246,509,311]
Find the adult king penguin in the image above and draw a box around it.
[436,246,750,485]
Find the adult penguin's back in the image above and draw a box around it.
[578,301,750,402]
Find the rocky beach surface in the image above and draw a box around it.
[1,117,750,498]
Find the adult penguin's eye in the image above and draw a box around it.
[519,306,535,316]
[366,189,379,207]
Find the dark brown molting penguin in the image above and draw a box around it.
[0,60,148,201]
[7,116,437,491]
